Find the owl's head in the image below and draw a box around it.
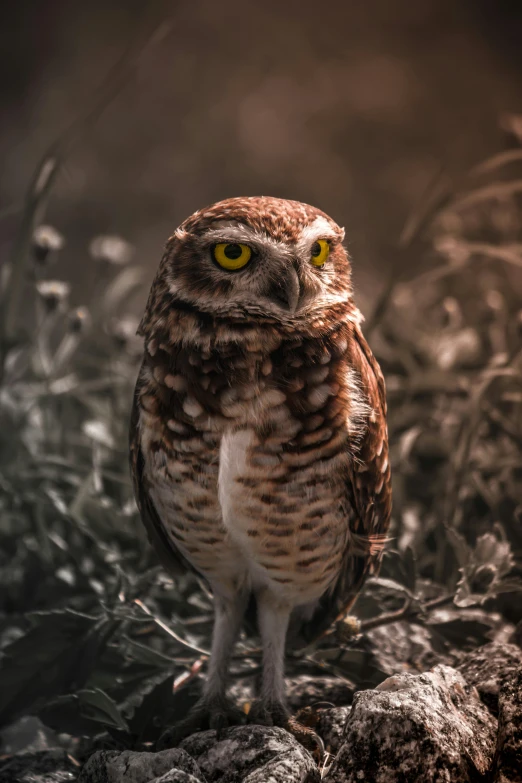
[149,197,354,327]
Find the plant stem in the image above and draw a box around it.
[360,593,455,631]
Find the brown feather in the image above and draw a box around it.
[293,321,392,646]
[129,369,199,578]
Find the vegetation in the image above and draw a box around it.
[0,129,521,760]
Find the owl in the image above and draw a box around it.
[130,196,391,741]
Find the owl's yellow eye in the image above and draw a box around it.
[213,243,252,270]
[310,239,330,267]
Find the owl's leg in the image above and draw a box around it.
[157,589,247,748]
[247,590,325,761]
[247,589,291,727]
[204,589,249,706]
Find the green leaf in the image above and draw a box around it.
[118,664,202,744]
[38,694,108,737]
[446,528,471,569]
[38,688,129,736]
[77,688,129,731]
[367,576,416,601]
[428,617,492,648]
[122,637,177,668]
[124,670,177,742]
[0,609,117,728]
[489,578,522,595]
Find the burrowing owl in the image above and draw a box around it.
[130,196,391,740]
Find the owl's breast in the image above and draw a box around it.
[138,322,373,603]
[217,415,352,604]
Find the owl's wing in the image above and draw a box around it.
[129,374,197,578]
[344,321,392,561]
[293,322,392,647]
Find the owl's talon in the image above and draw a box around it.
[247,700,324,761]
[286,715,325,763]
[247,698,289,727]
[209,702,245,738]
[209,712,228,737]
[156,696,244,748]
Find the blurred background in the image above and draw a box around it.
[2,0,522,307]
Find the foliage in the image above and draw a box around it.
[0,130,521,755]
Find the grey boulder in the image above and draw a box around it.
[78,748,204,783]
[0,749,78,783]
[316,706,351,754]
[180,725,319,783]
[324,665,497,783]
[492,667,522,783]
[457,641,522,715]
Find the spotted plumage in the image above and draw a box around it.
[130,196,391,740]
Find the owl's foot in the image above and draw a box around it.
[286,715,325,763]
[247,698,289,727]
[248,699,324,762]
[157,695,245,749]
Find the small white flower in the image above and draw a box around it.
[32,225,65,263]
[35,280,71,311]
[89,235,133,265]
[83,420,115,448]
[434,236,470,266]
[109,316,142,356]
[68,306,91,333]
[109,316,139,342]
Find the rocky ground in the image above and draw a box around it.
[1,637,520,783]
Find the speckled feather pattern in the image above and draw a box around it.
[130,196,391,646]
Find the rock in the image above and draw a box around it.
[316,706,351,754]
[154,772,205,783]
[365,620,455,675]
[0,749,78,783]
[428,607,515,648]
[324,665,497,783]
[285,676,354,710]
[492,668,522,783]
[152,769,202,783]
[180,725,320,782]
[457,642,522,715]
[78,748,204,783]
[0,716,60,755]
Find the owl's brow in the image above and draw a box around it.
[296,216,343,250]
[196,219,342,257]
[196,223,285,254]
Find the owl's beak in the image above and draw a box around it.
[268,266,302,313]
